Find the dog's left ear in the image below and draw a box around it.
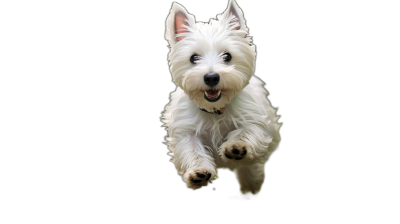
[218,0,248,33]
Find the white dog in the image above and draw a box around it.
[162,0,281,194]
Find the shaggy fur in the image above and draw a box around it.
[162,0,281,194]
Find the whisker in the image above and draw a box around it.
[233,83,238,91]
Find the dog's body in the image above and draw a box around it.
[162,0,281,193]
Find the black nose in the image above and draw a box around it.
[204,73,220,87]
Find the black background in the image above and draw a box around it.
[65,0,360,210]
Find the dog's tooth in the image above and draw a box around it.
[205,91,209,97]
[218,90,221,96]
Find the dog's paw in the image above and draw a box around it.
[219,140,253,163]
[183,168,215,190]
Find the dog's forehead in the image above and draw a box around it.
[194,19,221,35]
[186,20,233,54]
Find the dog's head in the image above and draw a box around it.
[165,0,256,112]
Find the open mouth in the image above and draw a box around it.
[204,89,221,102]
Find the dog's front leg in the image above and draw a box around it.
[170,134,216,189]
[219,122,273,165]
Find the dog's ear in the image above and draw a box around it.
[165,2,196,46]
[219,0,248,33]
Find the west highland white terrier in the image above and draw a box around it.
[162,0,281,194]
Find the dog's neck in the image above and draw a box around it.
[200,106,227,115]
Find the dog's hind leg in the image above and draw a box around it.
[236,163,265,194]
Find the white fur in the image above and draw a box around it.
[162,0,281,194]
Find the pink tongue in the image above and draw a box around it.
[206,90,219,98]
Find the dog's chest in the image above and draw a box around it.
[198,116,237,148]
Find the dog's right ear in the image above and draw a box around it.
[165,2,196,46]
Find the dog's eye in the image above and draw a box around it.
[190,55,200,64]
[222,52,232,62]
